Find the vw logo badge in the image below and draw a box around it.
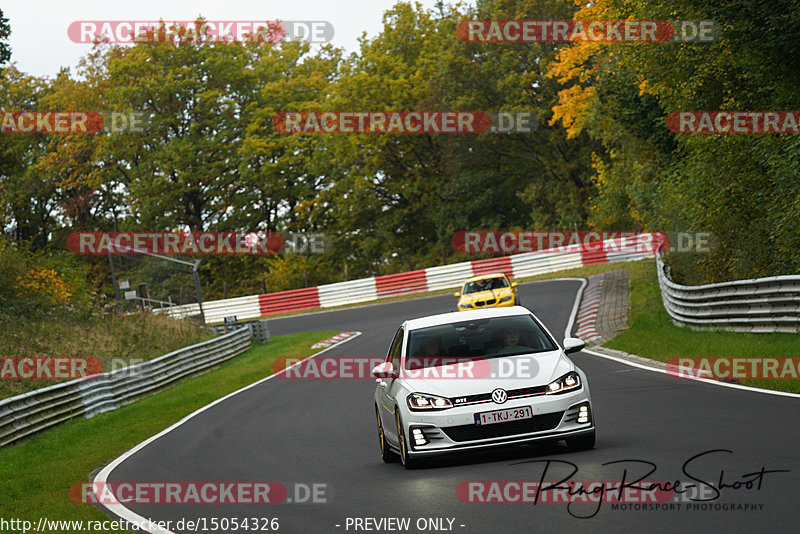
[491,388,508,404]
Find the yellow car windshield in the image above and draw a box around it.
[463,277,509,294]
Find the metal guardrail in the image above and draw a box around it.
[209,318,271,343]
[656,254,800,333]
[0,328,251,448]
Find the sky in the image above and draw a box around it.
[1,0,451,78]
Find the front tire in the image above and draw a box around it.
[566,430,596,451]
[395,410,418,469]
[376,407,399,463]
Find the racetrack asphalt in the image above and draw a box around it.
[96,279,800,534]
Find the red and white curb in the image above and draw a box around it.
[574,273,603,342]
[163,234,657,321]
[311,332,358,349]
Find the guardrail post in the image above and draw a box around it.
[193,260,205,325]
[251,320,271,343]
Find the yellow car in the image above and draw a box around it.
[453,273,520,311]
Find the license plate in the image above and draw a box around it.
[475,405,533,426]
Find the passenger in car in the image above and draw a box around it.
[409,334,446,370]
[502,327,520,347]
[412,334,443,358]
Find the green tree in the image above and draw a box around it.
[0,67,52,248]
[549,0,800,281]
[0,8,11,68]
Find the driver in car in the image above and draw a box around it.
[485,327,525,354]
[502,327,520,348]
[408,334,445,371]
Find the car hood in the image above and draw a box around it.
[400,349,574,396]
[459,287,512,302]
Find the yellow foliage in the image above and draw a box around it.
[550,85,596,138]
[16,268,73,306]
[548,41,603,85]
[548,0,634,139]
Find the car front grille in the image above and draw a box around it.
[474,299,497,306]
[453,385,548,407]
[441,411,565,442]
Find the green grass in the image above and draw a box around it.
[0,331,337,529]
[604,260,800,393]
[0,312,213,400]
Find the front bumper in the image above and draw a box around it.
[402,390,593,457]
[458,296,516,311]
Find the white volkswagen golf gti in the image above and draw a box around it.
[372,306,595,468]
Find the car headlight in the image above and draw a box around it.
[407,392,453,411]
[459,302,473,309]
[498,295,512,303]
[545,372,581,395]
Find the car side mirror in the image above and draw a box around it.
[453,292,461,297]
[563,337,585,354]
[511,282,518,287]
[372,362,398,379]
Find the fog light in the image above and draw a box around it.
[577,405,590,424]
[411,427,428,447]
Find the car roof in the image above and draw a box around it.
[463,272,510,283]
[404,305,532,331]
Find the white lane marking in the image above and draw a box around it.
[583,348,800,399]
[562,277,588,338]
[92,332,363,534]
[559,277,800,399]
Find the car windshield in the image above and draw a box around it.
[404,314,556,369]
[463,276,508,294]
